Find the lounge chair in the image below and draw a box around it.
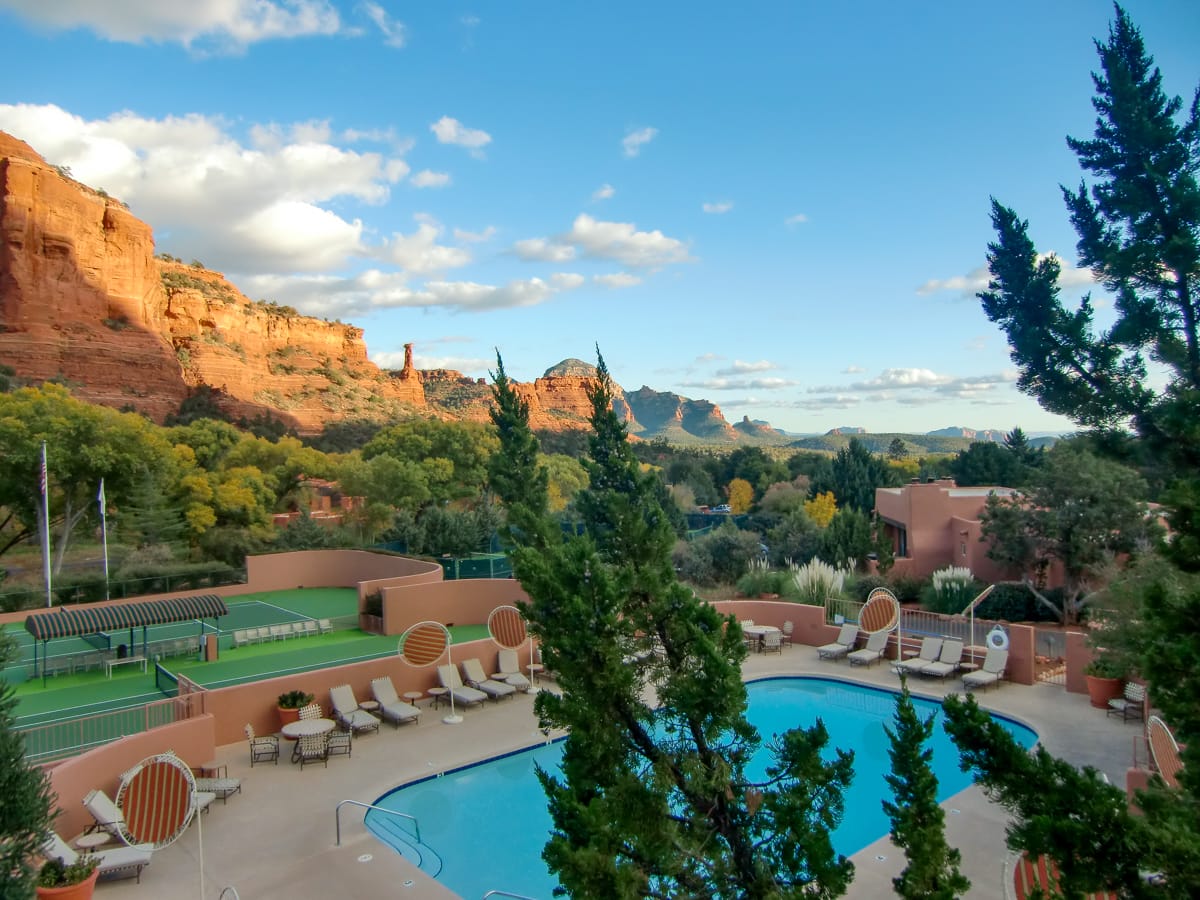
[82,788,125,841]
[43,831,153,883]
[191,768,242,804]
[847,629,889,667]
[495,648,532,692]
[816,623,859,661]
[370,675,422,727]
[1107,681,1147,722]
[437,663,487,708]
[330,684,381,735]
[962,647,1009,691]
[461,657,517,701]
[244,723,279,766]
[892,636,944,675]
[318,618,333,634]
[920,639,964,679]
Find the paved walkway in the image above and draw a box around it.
[91,647,1141,900]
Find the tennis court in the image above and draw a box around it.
[3,588,360,682]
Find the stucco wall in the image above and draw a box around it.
[45,715,216,841]
[246,549,443,594]
[381,579,528,636]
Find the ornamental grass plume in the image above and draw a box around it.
[790,558,851,606]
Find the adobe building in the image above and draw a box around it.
[874,478,1017,582]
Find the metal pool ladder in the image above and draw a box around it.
[334,799,421,845]
[481,892,541,899]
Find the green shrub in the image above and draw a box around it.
[891,573,928,604]
[736,559,791,597]
[974,582,1064,623]
[848,573,892,601]
[52,572,110,605]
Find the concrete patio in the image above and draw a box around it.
[89,647,1143,900]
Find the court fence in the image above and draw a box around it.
[17,691,207,764]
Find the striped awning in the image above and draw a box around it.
[24,594,227,641]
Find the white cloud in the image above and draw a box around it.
[702,201,733,214]
[622,126,657,158]
[0,103,417,274]
[565,214,692,268]
[380,220,471,274]
[0,0,342,50]
[430,116,492,153]
[592,183,615,201]
[594,273,641,289]
[842,365,866,374]
[411,169,451,188]
[362,1,405,47]
[453,225,496,243]
[918,255,1096,298]
[785,213,808,226]
[716,360,776,376]
[678,377,798,391]
[512,237,576,263]
[803,367,1019,409]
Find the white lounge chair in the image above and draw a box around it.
[370,675,422,727]
[437,663,487,708]
[893,636,944,675]
[330,684,381,735]
[495,648,532,691]
[461,657,517,701]
[848,629,889,667]
[921,639,965,679]
[816,623,859,661]
[962,646,1008,691]
[43,831,152,883]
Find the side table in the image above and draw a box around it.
[427,686,449,709]
[74,832,112,853]
[402,691,424,707]
[358,700,380,713]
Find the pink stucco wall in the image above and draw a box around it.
[45,716,216,841]
[381,579,529,636]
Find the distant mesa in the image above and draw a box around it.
[826,426,867,435]
[926,426,1006,442]
[543,358,597,378]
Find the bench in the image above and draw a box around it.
[103,655,148,678]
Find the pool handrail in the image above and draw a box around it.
[482,892,542,899]
[334,799,420,846]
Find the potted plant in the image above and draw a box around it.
[36,856,98,900]
[277,689,315,727]
[1083,655,1125,709]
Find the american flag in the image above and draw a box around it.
[39,444,47,498]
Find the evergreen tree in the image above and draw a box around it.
[0,632,56,897]
[816,438,898,513]
[887,438,908,461]
[883,680,969,900]
[490,351,855,898]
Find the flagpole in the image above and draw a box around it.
[98,478,110,601]
[40,441,52,608]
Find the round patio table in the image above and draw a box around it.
[280,718,336,739]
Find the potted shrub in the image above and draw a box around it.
[1083,656,1125,709]
[37,857,99,900]
[277,689,315,727]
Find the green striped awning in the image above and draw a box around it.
[24,594,227,641]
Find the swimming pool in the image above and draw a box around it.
[367,676,1037,898]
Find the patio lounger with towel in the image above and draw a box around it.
[962,647,1009,691]
[370,675,422,727]
[893,637,943,676]
[43,831,152,883]
[847,629,888,667]
[461,657,517,701]
[495,648,532,691]
[330,684,381,735]
[816,623,859,661]
[437,663,487,708]
[921,639,964,679]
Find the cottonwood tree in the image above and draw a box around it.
[489,351,855,899]
[883,681,969,900]
[979,443,1157,624]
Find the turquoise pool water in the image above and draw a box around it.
[366,676,1037,898]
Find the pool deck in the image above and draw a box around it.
[90,648,1142,900]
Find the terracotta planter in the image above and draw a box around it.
[1085,675,1123,709]
[278,706,301,728]
[37,869,98,900]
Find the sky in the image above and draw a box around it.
[1,1,1198,436]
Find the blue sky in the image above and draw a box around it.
[2,1,1198,435]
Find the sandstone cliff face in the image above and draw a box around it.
[0,130,425,431]
[624,385,738,442]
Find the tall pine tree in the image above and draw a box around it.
[490,350,855,898]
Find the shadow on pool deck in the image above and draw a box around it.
[93,649,1140,900]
